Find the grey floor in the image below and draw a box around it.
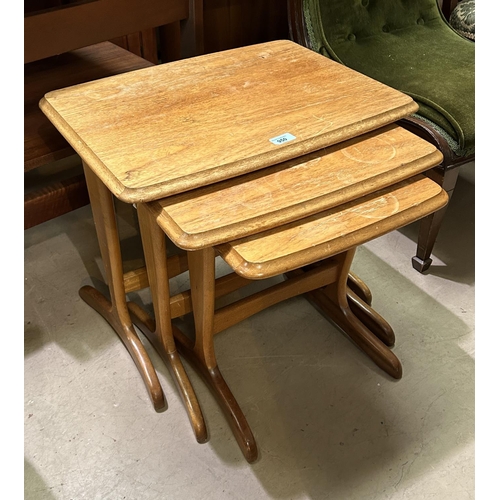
[24,163,475,500]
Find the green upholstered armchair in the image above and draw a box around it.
[288,0,475,273]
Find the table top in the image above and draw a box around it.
[147,124,442,250]
[40,40,418,203]
[217,175,447,279]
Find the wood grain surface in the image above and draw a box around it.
[217,176,448,279]
[40,40,418,202]
[148,124,442,249]
[25,41,153,171]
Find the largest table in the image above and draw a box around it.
[40,40,444,462]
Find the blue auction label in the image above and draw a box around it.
[269,133,296,145]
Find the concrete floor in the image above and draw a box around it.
[24,163,475,499]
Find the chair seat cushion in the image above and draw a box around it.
[450,0,475,41]
[304,0,475,156]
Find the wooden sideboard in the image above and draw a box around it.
[24,0,203,229]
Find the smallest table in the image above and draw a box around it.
[133,124,447,462]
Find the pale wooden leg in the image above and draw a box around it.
[186,247,258,463]
[133,204,207,443]
[80,163,166,411]
[287,267,395,347]
[346,272,395,344]
[307,249,403,379]
[347,272,373,305]
[346,288,395,346]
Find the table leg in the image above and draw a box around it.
[80,163,166,411]
[129,204,208,443]
[288,267,394,346]
[168,248,400,461]
[346,287,395,346]
[347,272,373,305]
[305,249,403,379]
[184,247,258,463]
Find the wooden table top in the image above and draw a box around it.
[146,124,442,250]
[40,40,418,203]
[25,41,153,172]
[218,175,447,279]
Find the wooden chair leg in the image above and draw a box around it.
[346,288,395,346]
[412,167,459,272]
[80,163,166,411]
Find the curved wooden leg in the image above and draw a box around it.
[346,288,395,346]
[135,204,208,444]
[81,164,166,411]
[347,272,372,305]
[309,249,402,379]
[79,286,166,411]
[128,303,208,443]
[175,332,258,463]
[345,272,394,345]
[187,247,258,463]
[289,267,393,347]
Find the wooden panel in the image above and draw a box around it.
[40,40,417,202]
[110,30,159,64]
[140,28,159,64]
[203,0,231,53]
[203,0,289,54]
[25,0,66,15]
[24,174,90,229]
[124,32,143,58]
[24,0,189,62]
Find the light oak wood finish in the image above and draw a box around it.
[148,124,442,249]
[133,205,207,443]
[79,165,209,444]
[42,40,417,424]
[218,176,447,279]
[123,261,372,324]
[135,175,446,462]
[122,253,188,294]
[79,163,166,412]
[40,40,418,203]
[39,41,446,462]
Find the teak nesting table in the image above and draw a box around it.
[40,40,448,463]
